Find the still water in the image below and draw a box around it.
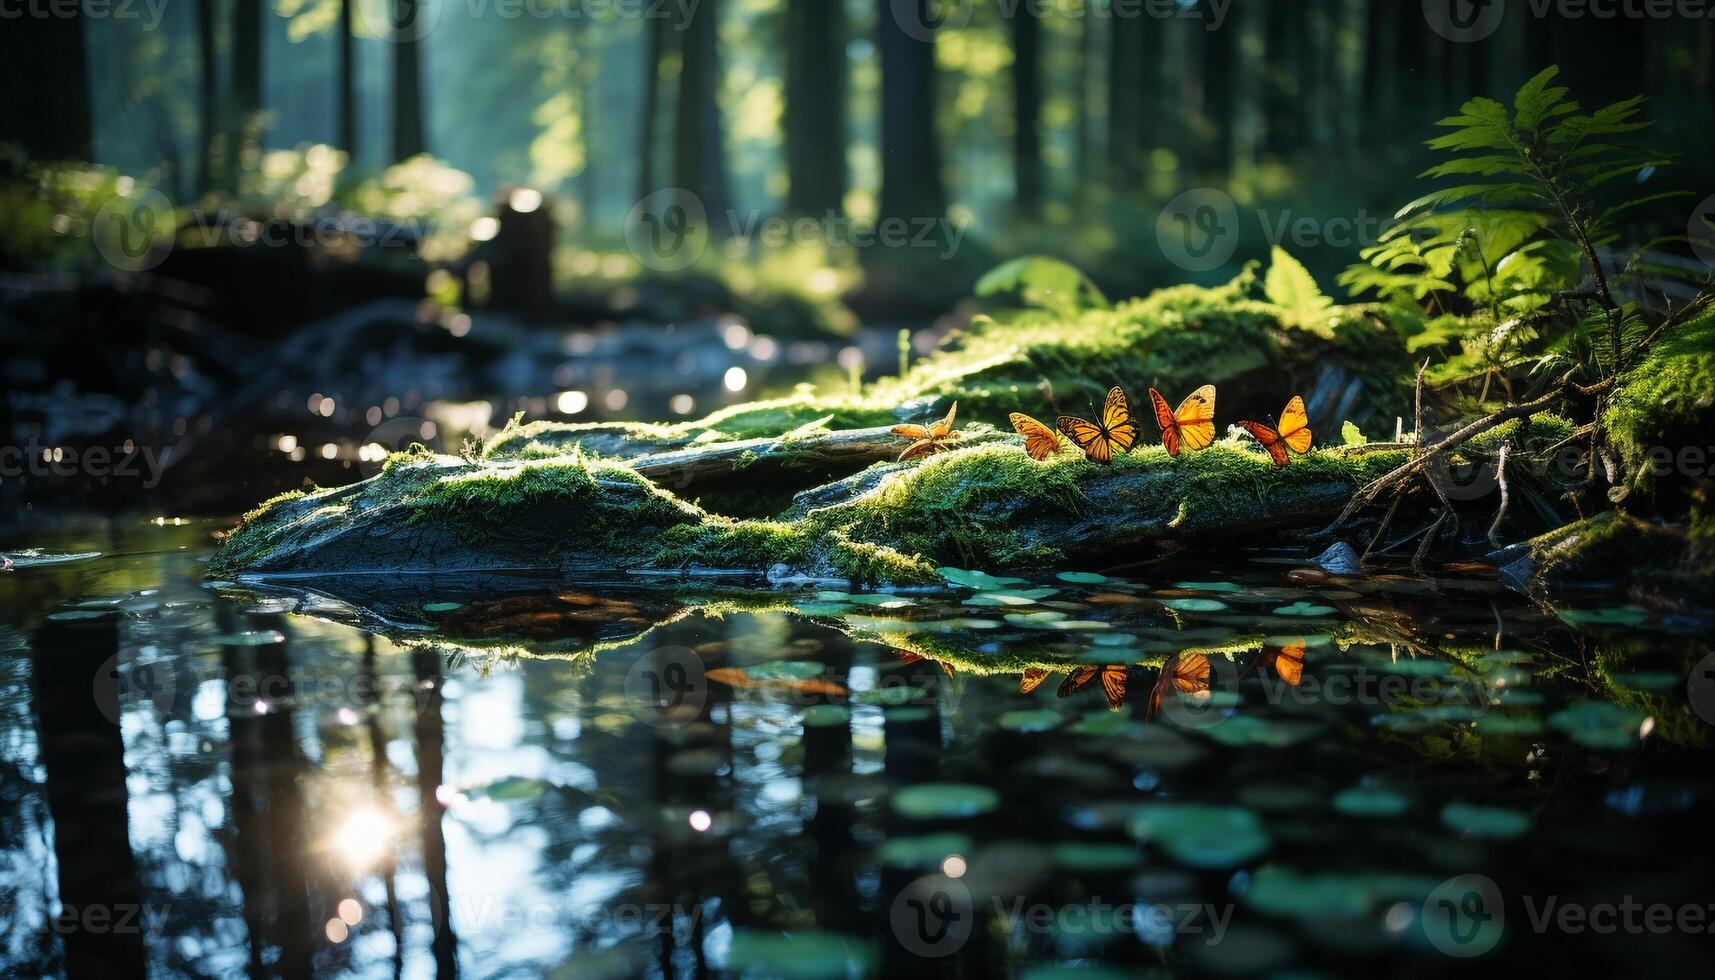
[3,516,1713,979]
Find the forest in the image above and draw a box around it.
[5,2,1715,979]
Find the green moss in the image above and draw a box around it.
[486,273,1415,460]
[405,455,704,561]
[652,518,812,571]
[1606,303,1715,492]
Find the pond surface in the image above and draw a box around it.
[3,516,1713,979]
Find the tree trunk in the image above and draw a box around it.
[784,0,848,216]
[638,16,667,202]
[1106,10,1145,187]
[1072,10,1094,212]
[674,0,734,223]
[392,0,427,161]
[232,0,265,185]
[876,0,946,221]
[193,0,220,192]
[338,0,356,160]
[1010,4,1043,219]
[1197,2,1235,174]
[0,13,92,161]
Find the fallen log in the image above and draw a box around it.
[209,434,1411,585]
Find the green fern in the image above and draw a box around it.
[1341,66,1689,322]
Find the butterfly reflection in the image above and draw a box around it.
[1244,642,1307,687]
[1146,653,1212,719]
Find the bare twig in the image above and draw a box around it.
[1487,444,1511,547]
[1412,510,1450,572]
[1361,493,1404,565]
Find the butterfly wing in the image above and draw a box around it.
[1275,645,1306,687]
[1058,416,1112,465]
[1010,413,1061,461]
[1277,396,1312,454]
[1238,421,1290,466]
[1020,668,1050,695]
[1100,666,1128,711]
[891,424,929,441]
[898,439,936,461]
[1101,387,1139,454]
[929,401,958,440]
[1057,665,1099,697]
[1173,385,1218,452]
[1148,388,1182,457]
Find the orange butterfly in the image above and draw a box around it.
[892,402,959,461]
[1238,396,1312,466]
[1146,653,1211,719]
[1057,387,1138,465]
[1057,664,1128,710]
[1148,385,1217,457]
[1243,642,1306,687]
[896,649,954,678]
[1019,668,1050,695]
[1009,413,1062,461]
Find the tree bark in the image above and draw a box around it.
[1106,9,1146,187]
[197,0,220,191]
[876,0,946,221]
[392,0,428,161]
[232,0,266,184]
[338,0,357,160]
[674,0,734,223]
[1010,4,1043,218]
[638,15,667,202]
[784,0,848,216]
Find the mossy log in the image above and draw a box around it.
[485,275,1413,463]
[210,433,1409,584]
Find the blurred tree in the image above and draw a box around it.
[394,0,428,160]
[338,0,356,159]
[197,0,221,192]
[638,16,667,202]
[1196,2,1235,177]
[785,0,848,216]
[675,0,734,223]
[232,0,265,185]
[1010,3,1042,218]
[1107,9,1145,187]
[877,0,946,221]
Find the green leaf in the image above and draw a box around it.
[1263,247,1333,321]
[1341,421,1366,446]
[974,256,1109,316]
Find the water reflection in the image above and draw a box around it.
[1,519,1713,977]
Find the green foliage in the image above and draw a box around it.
[1263,247,1334,324]
[1341,66,1687,318]
[974,255,1110,318]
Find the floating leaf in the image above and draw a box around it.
[1162,598,1229,613]
[1548,700,1649,749]
[876,832,972,869]
[999,709,1064,733]
[423,601,463,613]
[726,929,873,980]
[1056,571,1110,584]
[1273,602,1336,617]
[800,705,851,728]
[1441,801,1531,839]
[938,567,1030,591]
[1127,804,1270,869]
[1332,786,1410,818]
[892,783,1001,819]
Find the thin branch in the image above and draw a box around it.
[1487,444,1512,547]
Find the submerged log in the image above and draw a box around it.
[209,433,1410,585]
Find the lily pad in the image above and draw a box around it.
[1127,804,1271,868]
[1172,581,1247,593]
[939,567,1030,591]
[892,783,1001,820]
[726,929,873,980]
[999,708,1064,733]
[423,601,463,613]
[1056,571,1111,584]
[1557,606,1649,627]
[1162,597,1229,613]
[1440,801,1531,840]
[1332,786,1410,818]
[1273,602,1337,617]
[1548,700,1649,749]
[876,832,972,869]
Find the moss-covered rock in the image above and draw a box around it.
[1493,511,1715,606]
[486,270,1412,462]
[1605,301,1715,500]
